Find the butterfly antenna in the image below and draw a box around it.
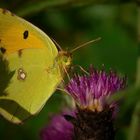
[70,37,101,53]
[51,38,63,51]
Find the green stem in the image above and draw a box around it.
[136,2,140,87]
[128,1,140,140]
[15,0,72,17]
[15,0,95,17]
[128,102,140,140]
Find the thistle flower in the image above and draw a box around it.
[66,66,126,113]
[40,112,74,140]
[65,66,126,140]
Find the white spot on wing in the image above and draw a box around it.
[17,68,27,80]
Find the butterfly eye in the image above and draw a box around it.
[63,56,71,66]
[23,30,29,39]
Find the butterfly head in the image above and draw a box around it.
[57,51,72,69]
[55,37,101,74]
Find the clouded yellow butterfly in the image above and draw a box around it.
[0,8,71,124]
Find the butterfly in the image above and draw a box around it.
[0,8,100,124]
[0,8,72,124]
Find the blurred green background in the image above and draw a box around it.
[0,0,138,140]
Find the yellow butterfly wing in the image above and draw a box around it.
[0,8,63,124]
[0,9,57,55]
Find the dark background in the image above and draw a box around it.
[0,0,138,140]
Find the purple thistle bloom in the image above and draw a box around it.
[66,66,126,113]
[40,112,74,140]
